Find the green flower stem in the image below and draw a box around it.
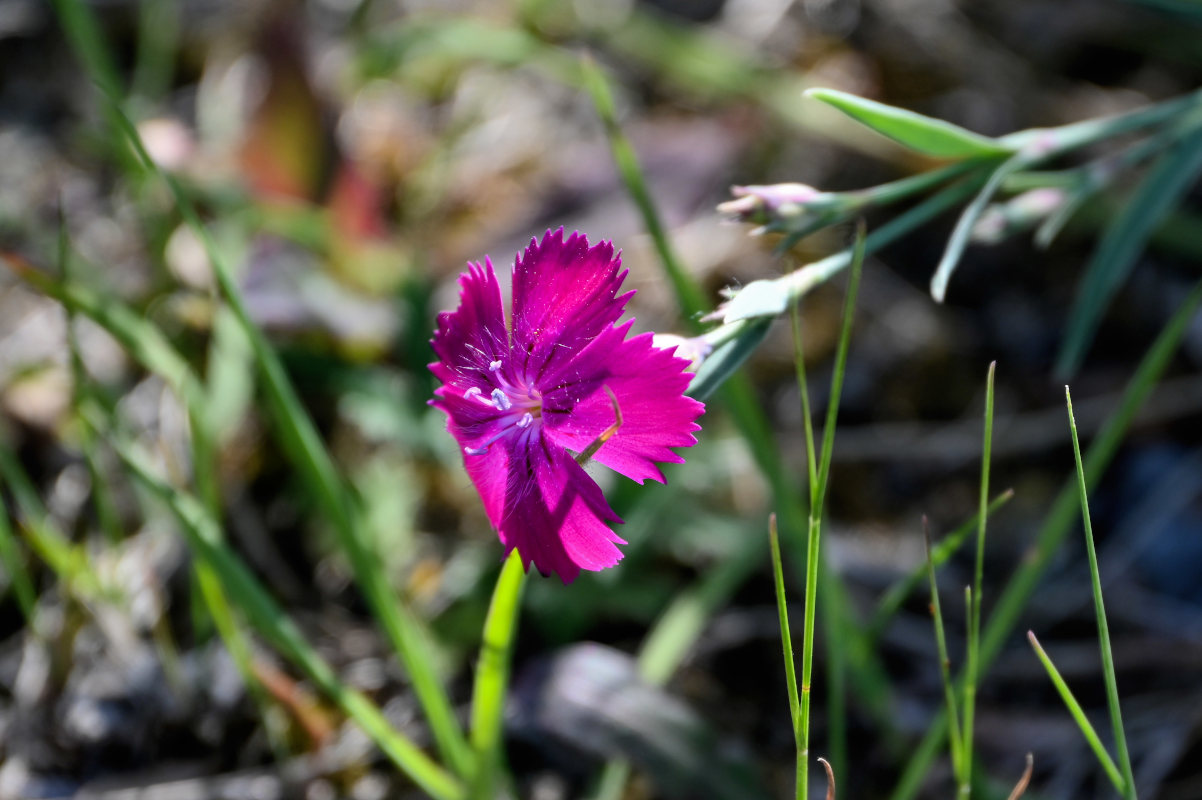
[1000,87,1202,154]
[470,549,528,800]
[777,177,987,310]
[797,227,864,800]
[1066,388,1137,800]
[847,159,986,210]
[1027,632,1125,794]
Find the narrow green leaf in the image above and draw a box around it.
[1027,632,1125,794]
[930,156,1029,302]
[961,361,996,793]
[1057,114,1202,376]
[769,515,802,734]
[581,54,708,316]
[806,89,1014,159]
[469,550,527,800]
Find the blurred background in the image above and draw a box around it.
[1,0,1201,798]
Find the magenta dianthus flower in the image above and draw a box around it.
[430,229,705,583]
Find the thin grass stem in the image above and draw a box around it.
[1066,388,1137,800]
[922,519,963,778]
[960,362,995,796]
[769,514,804,798]
[869,490,1015,640]
[798,224,865,800]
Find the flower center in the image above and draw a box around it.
[461,372,542,456]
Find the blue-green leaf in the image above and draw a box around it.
[1056,114,1202,376]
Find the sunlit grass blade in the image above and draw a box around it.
[1027,632,1125,794]
[804,89,1013,159]
[960,361,996,792]
[1066,387,1137,800]
[922,518,963,779]
[0,448,109,602]
[86,408,465,800]
[869,490,1014,639]
[1056,113,1202,376]
[769,514,804,798]
[469,550,527,800]
[97,98,471,774]
[888,279,1202,800]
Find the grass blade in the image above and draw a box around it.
[769,514,804,798]
[1027,632,1125,794]
[798,222,865,800]
[1065,387,1137,799]
[469,550,528,800]
[869,490,1014,639]
[960,361,996,791]
[102,100,471,775]
[88,409,465,800]
[1056,113,1202,375]
[580,54,708,315]
[922,519,963,779]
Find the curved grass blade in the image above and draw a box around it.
[805,89,1014,159]
[869,489,1014,639]
[1027,632,1124,794]
[1056,113,1202,376]
[90,409,465,800]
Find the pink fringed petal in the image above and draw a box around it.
[541,322,704,484]
[510,229,633,380]
[493,432,625,583]
[430,259,509,385]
